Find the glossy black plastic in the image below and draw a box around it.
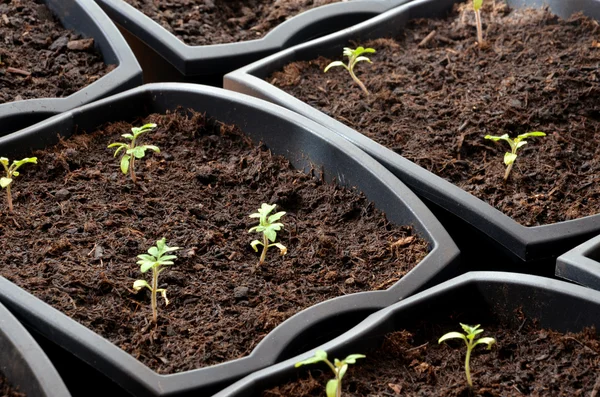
[224,0,600,272]
[214,271,600,396]
[1,0,142,135]
[556,234,600,291]
[0,83,459,396]
[94,0,414,85]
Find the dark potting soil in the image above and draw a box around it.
[0,0,111,104]
[0,373,25,397]
[265,322,600,396]
[123,0,340,45]
[269,2,600,226]
[0,110,429,374]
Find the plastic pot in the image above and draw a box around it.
[213,271,600,396]
[1,0,142,135]
[93,0,415,86]
[0,83,459,396]
[556,234,600,291]
[223,0,600,274]
[0,301,71,397]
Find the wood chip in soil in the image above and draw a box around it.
[0,110,429,374]
[0,0,112,104]
[123,0,341,45]
[269,1,600,226]
[264,320,600,396]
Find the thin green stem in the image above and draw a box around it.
[259,234,268,264]
[465,344,473,387]
[151,267,158,323]
[503,162,513,182]
[349,68,370,96]
[474,9,483,46]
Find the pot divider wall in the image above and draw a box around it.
[556,234,600,291]
[1,0,142,135]
[0,83,459,396]
[93,0,415,86]
[223,0,600,274]
[0,301,71,397]
[214,271,600,397]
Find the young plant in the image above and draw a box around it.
[248,203,287,265]
[295,350,365,397]
[108,123,160,184]
[473,0,484,46]
[0,157,37,213]
[484,131,546,181]
[133,238,180,323]
[439,323,496,388]
[324,46,376,96]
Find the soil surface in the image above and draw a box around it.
[0,0,111,104]
[0,373,24,397]
[265,321,600,396]
[269,2,600,226]
[0,110,428,374]
[123,0,340,45]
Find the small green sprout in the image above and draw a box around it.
[108,123,160,184]
[439,323,496,388]
[473,0,484,46]
[0,157,37,213]
[133,238,179,323]
[248,203,287,265]
[324,47,375,96]
[295,350,365,397]
[484,131,546,181]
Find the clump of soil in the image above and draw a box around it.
[0,373,25,397]
[123,0,340,45]
[269,2,600,226]
[0,0,111,104]
[0,110,428,374]
[265,322,600,396]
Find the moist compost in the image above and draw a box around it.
[265,322,600,396]
[0,110,428,374]
[269,2,600,226]
[0,0,111,104]
[0,373,24,397]
[123,0,340,45]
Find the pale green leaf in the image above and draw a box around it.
[439,332,467,344]
[11,171,18,177]
[267,211,286,223]
[0,157,8,166]
[473,0,483,10]
[157,288,169,305]
[120,155,130,174]
[129,146,146,159]
[250,240,262,252]
[133,279,151,291]
[271,242,287,256]
[139,260,156,273]
[12,157,37,170]
[121,133,134,139]
[344,354,366,364]
[518,131,546,139]
[137,254,156,262]
[264,228,277,242]
[338,363,348,380]
[484,134,509,142]
[324,61,346,73]
[326,379,338,397]
[248,213,261,218]
[0,177,12,188]
[144,145,160,153]
[516,141,528,150]
[475,337,496,349]
[504,152,518,166]
[295,350,327,367]
[354,56,372,64]
[160,255,178,262]
[148,246,159,257]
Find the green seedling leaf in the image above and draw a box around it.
[473,0,483,11]
[108,123,159,183]
[0,177,12,188]
[324,46,376,95]
[484,131,546,181]
[248,203,287,265]
[1,157,38,212]
[295,350,364,397]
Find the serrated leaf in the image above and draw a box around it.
[120,155,130,174]
[129,146,146,159]
[264,228,277,242]
[137,254,156,262]
[148,246,159,257]
[0,177,12,188]
[267,211,286,223]
[140,260,156,273]
[504,152,518,166]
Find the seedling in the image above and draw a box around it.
[0,157,37,213]
[473,0,484,46]
[133,238,179,323]
[439,323,496,387]
[248,203,287,265]
[484,131,546,181]
[108,123,160,184]
[324,46,375,96]
[295,350,365,397]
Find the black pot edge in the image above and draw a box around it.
[556,234,600,290]
[94,0,413,77]
[212,270,600,397]
[223,0,600,263]
[0,0,142,133]
[0,83,459,396]
[0,302,71,397]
